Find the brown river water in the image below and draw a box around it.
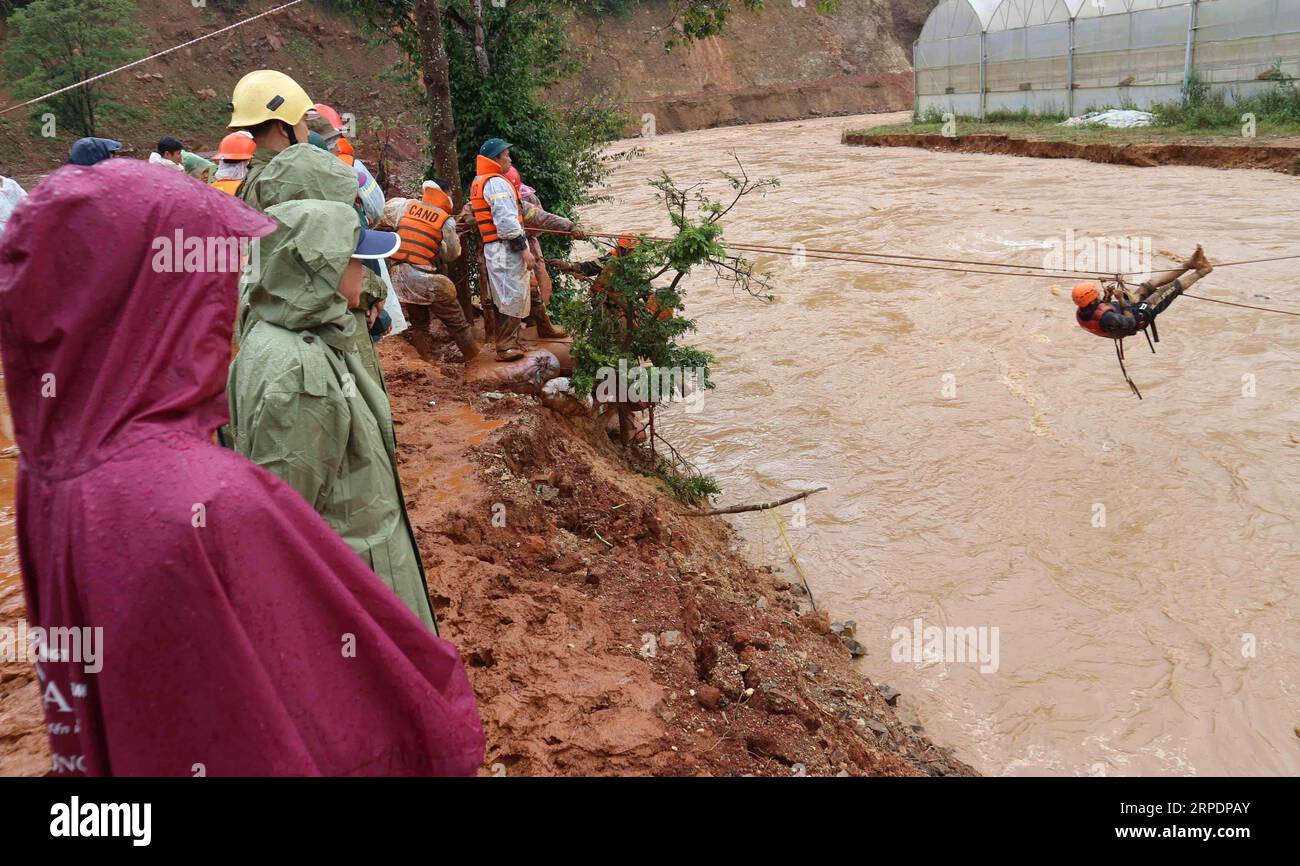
[582,113,1299,776]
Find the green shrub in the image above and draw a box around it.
[655,465,721,506]
[3,0,143,137]
[1154,72,1300,130]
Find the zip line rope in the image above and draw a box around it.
[534,227,1300,279]
[0,0,306,117]
[529,227,1300,317]
[1181,293,1300,317]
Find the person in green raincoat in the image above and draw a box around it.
[180,150,216,182]
[227,199,437,632]
[234,143,387,384]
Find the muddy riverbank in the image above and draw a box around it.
[844,131,1300,173]
[0,339,974,777]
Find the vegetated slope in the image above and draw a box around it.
[0,0,930,180]
[0,1,418,181]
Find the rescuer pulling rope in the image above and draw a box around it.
[1071,246,1215,399]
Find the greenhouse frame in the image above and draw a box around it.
[913,0,1300,117]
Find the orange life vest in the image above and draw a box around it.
[337,137,355,167]
[469,154,522,245]
[647,293,673,321]
[1077,301,1141,338]
[391,199,450,271]
[211,178,242,196]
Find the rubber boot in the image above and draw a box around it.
[528,285,568,339]
[452,327,480,363]
[495,314,525,361]
[532,302,568,339]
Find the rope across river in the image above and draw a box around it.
[526,227,1300,317]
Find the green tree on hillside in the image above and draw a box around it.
[3,0,144,138]
[345,0,623,318]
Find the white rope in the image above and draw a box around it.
[0,0,306,117]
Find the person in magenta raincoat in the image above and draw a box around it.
[0,159,484,776]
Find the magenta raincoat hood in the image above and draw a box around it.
[2,162,271,481]
[0,161,484,775]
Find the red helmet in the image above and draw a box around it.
[1072,282,1101,307]
[311,102,344,131]
[215,131,255,161]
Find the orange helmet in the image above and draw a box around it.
[1072,282,1101,307]
[615,233,639,255]
[312,102,345,131]
[215,131,256,161]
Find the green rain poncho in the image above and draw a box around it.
[180,150,216,181]
[236,145,283,211]
[227,199,436,631]
[235,144,385,381]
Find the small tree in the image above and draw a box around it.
[3,0,143,138]
[556,158,776,455]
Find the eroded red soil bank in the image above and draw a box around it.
[843,132,1300,173]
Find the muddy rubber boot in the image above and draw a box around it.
[533,304,568,339]
[527,285,568,339]
[495,315,525,361]
[452,327,480,363]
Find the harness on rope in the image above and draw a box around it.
[1113,337,1142,400]
[1105,276,1147,399]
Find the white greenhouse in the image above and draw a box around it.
[914,0,1300,116]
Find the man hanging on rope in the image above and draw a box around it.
[1073,246,1213,341]
[1072,245,1213,397]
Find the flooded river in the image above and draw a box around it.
[582,113,1299,776]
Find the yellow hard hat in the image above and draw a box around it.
[227,70,312,128]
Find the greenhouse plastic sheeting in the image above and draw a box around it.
[914,0,1300,116]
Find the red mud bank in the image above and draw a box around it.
[843,132,1300,173]
[554,0,920,136]
[0,336,975,777]
[382,334,976,776]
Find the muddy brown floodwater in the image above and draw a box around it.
[582,113,1299,776]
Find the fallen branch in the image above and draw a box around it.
[691,487,827,517]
